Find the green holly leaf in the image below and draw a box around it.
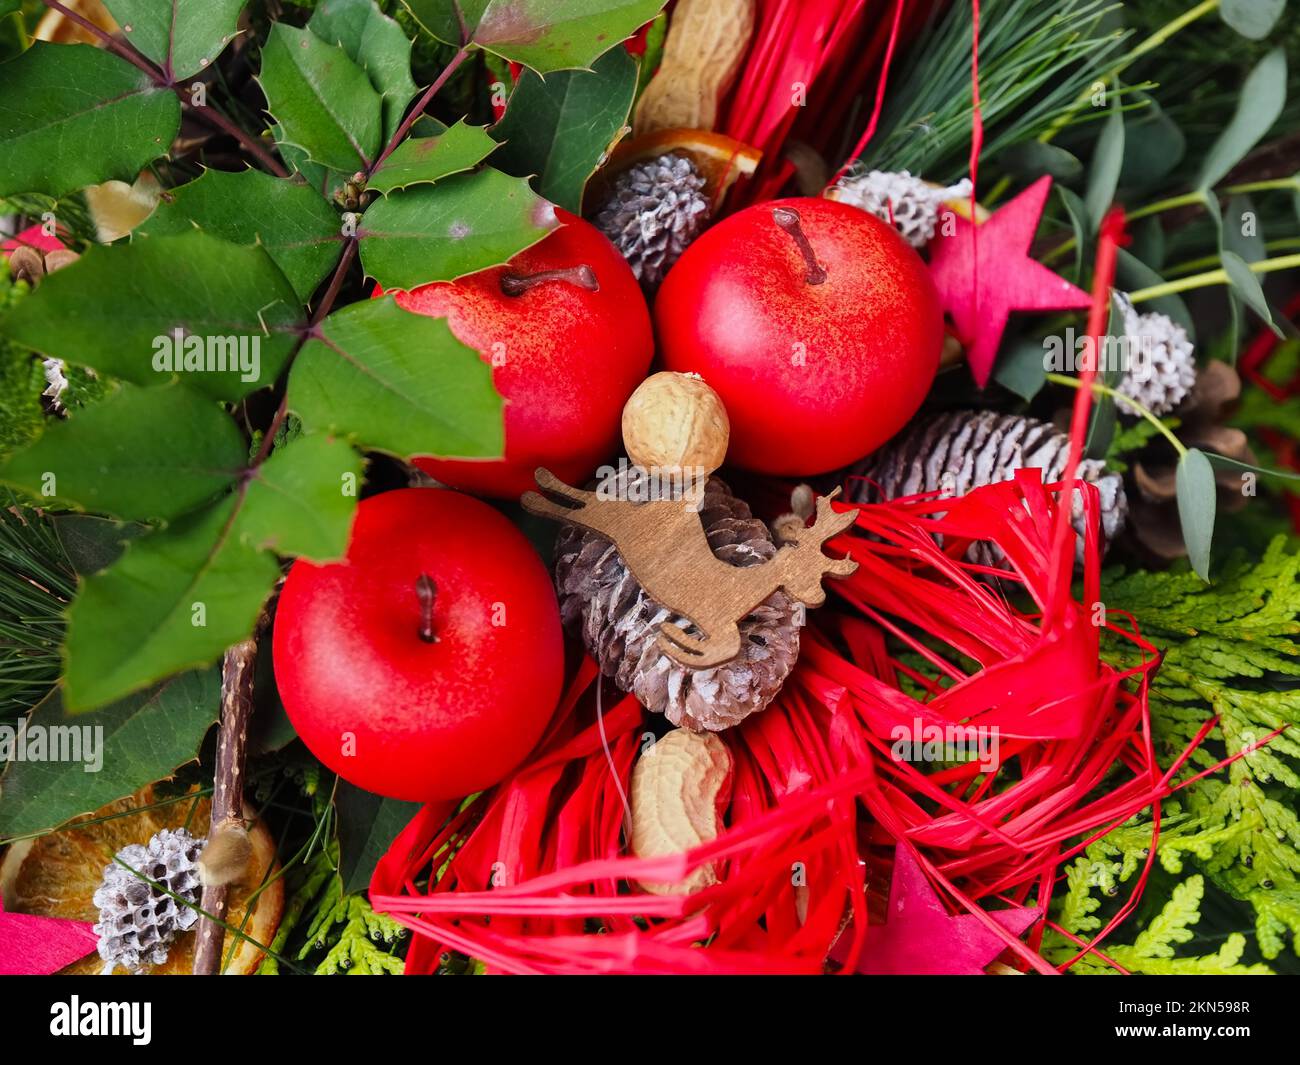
[136,168,344,302]
[0,669,220,837]
[401,0,666,73]
[258,23,383,174]
[359,168,557,289]
[0,43,180,198]
[0,232,305,401]
[334,781,421,894]
[367,119,498,194]
[0,382,245,522]
[63,495,280,710]
[237,433,362,562]
[490,46,637,213]
[289,296,502,460]
[103,0,247,81]
[309,0,418,142]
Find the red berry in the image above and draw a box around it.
[375,210,654,498]
[654,197,943,476]
[272,488,564,801]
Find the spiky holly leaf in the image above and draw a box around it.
[400,0,666,73]
[309,0,418,141]
[0,232,304,401]
[103,0,247,81]
[288,297,502,459]
[367,119,498,194]
[258,23,383,174]
[358,168,557,289]
[0,382,245,522]
[490,46,637,213]
[0,669,219,838]
[334,781,421,894]
[0,43,179,198]
[137,168,343,301]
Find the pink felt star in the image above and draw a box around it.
[928,175,1090,388]
[0,893,97,976]
[835,845,1040,975]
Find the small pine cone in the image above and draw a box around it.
[1115,294,1196,417]
[592,153,710,291]
[92,828,204,974]
[827,169,971,247]
[554,470,799,732]
[846,411,1127,567]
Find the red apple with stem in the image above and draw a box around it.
[375,210,654,498]
[654,197,944,476]
[272,488,564,802]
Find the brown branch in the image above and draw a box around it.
[193,611,266,975]
[184,102,290,178]
[42,0,165,83]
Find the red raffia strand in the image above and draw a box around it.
[826,0,907,188]
[371,203,1234,975]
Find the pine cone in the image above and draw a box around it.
[92,827,204,974]
[827,169,971,247]
[1116,294,1196,417]
[846,411,1128,567]
[554,470,799,732]
[592,153,710,291]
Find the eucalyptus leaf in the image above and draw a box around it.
[0,669,220,836]
[1195,47,1287,191]
[0,43,179,198]
[1222,194,1266,264]
[1084,293,1127,459]
[367,119,498,194]
[1117,93,1185,190]
[490,46,638,213]
[63,496,280,711]
[1222,249,1281,335]
[993,336,1048,401]
[0,232,305,401]
[309,0,418,141]
[1085,93,1125,231]
[1176,448,1217,582]
[999,141,1082,184]
[237,433,362,562]
[289,297,503,459]
[401,0,666,73]
[1055,184,1089,283]
[0,382,245,522]
[358,168,558,289]
[103,0,247,80]
[1116,248,1195,341]
[136,168,344,301]
[258,23,383,174]
[1220,0,1287,40]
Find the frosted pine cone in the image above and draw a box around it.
[592,153,709,291]
[827,169,972,247]
[92,828,204,974]
[554,470,800,732]
[1115,294,1197,417]
[846,411,1127,567]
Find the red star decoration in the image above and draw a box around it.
[928,175,1090,388]
[835,845,1040,975]
[0,894,97,976]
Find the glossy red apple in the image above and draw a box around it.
[654,197,943,475]
[375,210,654,498]
[272,488,564,801]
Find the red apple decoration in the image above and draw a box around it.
[272,488,564,802]
[654,197,944,476]
[374,209,654,498]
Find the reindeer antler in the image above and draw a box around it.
[795,488,860,548]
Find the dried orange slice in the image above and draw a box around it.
[0,785,282,975]
[586,128,762,213]
[33,0,119,45]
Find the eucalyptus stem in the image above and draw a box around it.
[1128,253,1300,301]
[1045,372,1187,456]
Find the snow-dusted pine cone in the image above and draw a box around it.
[92,828,203,974]
[554,470,799,732]
[1115,293,1197,417]
[827,169,972,247]
[592,153,710,291]
[846,411,1127,567]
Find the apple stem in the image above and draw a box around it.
[416,573,439,644]
[500,265,599,296]
[772,207,827,285]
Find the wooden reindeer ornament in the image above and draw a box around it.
[522,467,859,669]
